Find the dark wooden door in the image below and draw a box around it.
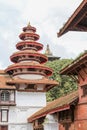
[0,126,8,130]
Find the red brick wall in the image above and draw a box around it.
[75,104,87,120]
[74,120,87,130]
[74,68,87,130]
[59,68,87,130]
[59,124,64,130]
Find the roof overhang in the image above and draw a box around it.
[60,52,87,75]
[28,91,78,122]
[58,0,87,37]
[6,78,58,91]
[28,105,70,123]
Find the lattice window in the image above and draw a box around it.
[25,84,35,90]
[33,117,45,130]
[81,85,87,97]
[1,91,10,101]
[59,109,74,122]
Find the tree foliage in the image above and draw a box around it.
[45,59,78,102]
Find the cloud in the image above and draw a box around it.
[0,0,84,68]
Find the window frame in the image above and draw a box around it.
[1,109,8,122]
[1,90,10,102]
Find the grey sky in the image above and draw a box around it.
[0,0,85,69]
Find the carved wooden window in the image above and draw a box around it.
[1,91,10,101]
[25,84,35,90]
[0,126,8,130]
[81,85,87,97]
[59,109,74,122]
[33,117,45,130]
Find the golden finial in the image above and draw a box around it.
[45,44,52,56]
[27,22,31,27]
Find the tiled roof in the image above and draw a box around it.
[0,75,16,89]
[11,50,47,58]
[0,69,6,74]
[5,62,53,76]
[12,50,38,54]
[10,50,48,63]
[28,90,78,122]
[6,61,51,68]
[7,77,58,85]
[16,41,43,51]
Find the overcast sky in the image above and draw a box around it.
[0,0,86,69]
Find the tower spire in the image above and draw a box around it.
[45,44,60,61]
[27,21,31,27]
[45,44,52,56]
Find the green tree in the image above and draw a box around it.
[45,59,77,102]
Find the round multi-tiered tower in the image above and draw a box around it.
[5,23,58,92]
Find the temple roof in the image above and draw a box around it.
[5,23,58,91]
[7,77,58,85]
[0,69,5,74]
[58,0,87,37]
[5,61,53,76]
[60,51,87,75]
[10,50,48,64]
[16,41,43,51]
[0,74,16,89]
[19,32,40,41]
[28,90,78,122]
[23,22,36,32]
[6,77,58,91]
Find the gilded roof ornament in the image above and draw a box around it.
[45,44,52,56]
[27,22,31,27]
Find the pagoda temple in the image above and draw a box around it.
[5,23,58,91]
[0,23,58,130]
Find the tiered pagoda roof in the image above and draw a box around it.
[0,70,15,89]
[5,23,58,91]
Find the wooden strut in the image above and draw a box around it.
[72,4,87,28]
[78,63,87,79]
[69,73,79,83]
[82,68,87,75]
[77,71,85,81]
[76,25,87,31]
[83,63,87,74]
[83,62,87,68]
